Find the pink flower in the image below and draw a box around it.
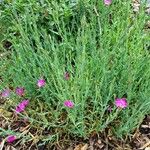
[104,0,112,5]
[37,79,46,87]
[64,72,70,80]
[115,98,128,108]
[15,99,29,113]
[7,135,16,143]
[1,89,10,98]
[15,87,25,96]
[64,100,74,108]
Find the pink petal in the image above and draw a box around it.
[15,99,29,113]
[15,106,25,113]
[21,99,29,106]
[104,0,112,5]
[7,135,16,143]
[15,87,25,96]
[115,98,128,108]
[37,79,46,87]
[64,72,70,80]
[64,100,74,108]
[1,89,10,98]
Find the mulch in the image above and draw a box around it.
[0,97,150,150]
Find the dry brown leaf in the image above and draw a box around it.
[141,125,149,128]
[67,147,74,150]
[140,141,150,149]
[97,139,102,144]
[81,144,88,150]
[0,139,5,150]
[4,146,18,150]
[89,139,94,150]
[145,147,150,150]
[74,144,83,150]
[10,146,18,150]
[19,125,30,132]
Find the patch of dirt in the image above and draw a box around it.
[0,105,150,150]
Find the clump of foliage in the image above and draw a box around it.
[0,0,150,144]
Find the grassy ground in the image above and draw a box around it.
[0,0,150,149]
